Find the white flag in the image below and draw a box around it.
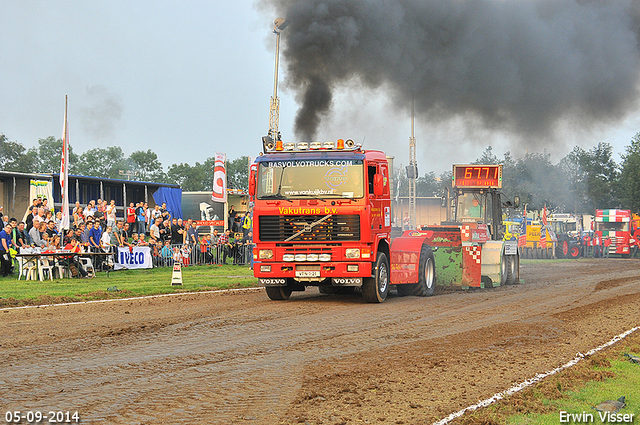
[60,96,70,230]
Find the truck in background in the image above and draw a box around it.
[594,209,634,257]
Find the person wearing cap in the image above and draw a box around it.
[0,223,15,276]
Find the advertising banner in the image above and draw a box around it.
[212,152,227,203]
[114,246,153,270]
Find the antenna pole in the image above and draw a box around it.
[268,19,287,142]
[408,100,417,229]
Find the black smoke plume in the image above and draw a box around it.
[262,0,640,143]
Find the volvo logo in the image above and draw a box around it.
[260,278,287,286]
[332,277,362,285]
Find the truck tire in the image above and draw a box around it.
[506,254,519,284]
[500,253,509,286]
[265,285,293,300]
[414,245,436,296]
[362,252,390,303]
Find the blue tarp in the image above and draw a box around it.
[152,187,183,219]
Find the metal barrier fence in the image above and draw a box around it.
[88,242,254,271]
[150,243,254,268]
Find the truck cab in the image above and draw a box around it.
[594,209,633,257]
[250,139,392,301]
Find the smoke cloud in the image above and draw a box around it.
[80,85,123,142]
[262,0,640,146]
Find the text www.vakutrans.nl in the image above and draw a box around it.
[560,411,635,423]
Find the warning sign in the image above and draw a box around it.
[171,262,183,286]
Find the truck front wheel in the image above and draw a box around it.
[265,285,293,300]
[506,254,519,285]
[362,252,390,303]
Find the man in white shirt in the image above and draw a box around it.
[84,200,97,218]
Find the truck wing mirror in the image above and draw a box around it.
[249,169,256,197]
[373,174,383,197]
[513,196,520,209]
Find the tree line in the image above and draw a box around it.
[0,134,249,192]
[2,132,640,213]
[397,132,640,213]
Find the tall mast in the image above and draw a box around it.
[408,100,417,229]
[268,18,288,143]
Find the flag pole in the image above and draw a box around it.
[60,95,70,230]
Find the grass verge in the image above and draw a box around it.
[460,331,640,424]
[0,264,259,308]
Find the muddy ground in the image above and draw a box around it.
[1,259,639,424]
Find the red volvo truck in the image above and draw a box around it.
[250,140,519,302]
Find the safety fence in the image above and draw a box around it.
[142,243,254,268]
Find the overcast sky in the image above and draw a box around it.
[2,1,640,175]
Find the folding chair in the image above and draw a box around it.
[53,258,68,279]
[18,257,38,280]
[38,258,54,281]
[79,257,94,277]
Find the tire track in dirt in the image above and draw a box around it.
[1,259,639,424]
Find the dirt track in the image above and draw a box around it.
[1,259,639,424]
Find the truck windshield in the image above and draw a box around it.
[456,193,485,222]
[257,159,364,199]
[596,221,629,232]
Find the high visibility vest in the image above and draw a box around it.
[243,216,252,229]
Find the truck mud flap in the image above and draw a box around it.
[260,278,287,286]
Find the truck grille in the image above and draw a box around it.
[259,215,360,242]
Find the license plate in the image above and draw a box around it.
[296,270,320,278]
[504,241,518,255]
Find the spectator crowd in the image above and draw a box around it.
[0,197,254,278]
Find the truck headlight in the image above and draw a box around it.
[259,249,274,259]
[319,253,331,261]
[306,254,319,262]
[283,254,294,262]
[345,248,360,259]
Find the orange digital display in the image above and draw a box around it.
[453,165,502,188]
